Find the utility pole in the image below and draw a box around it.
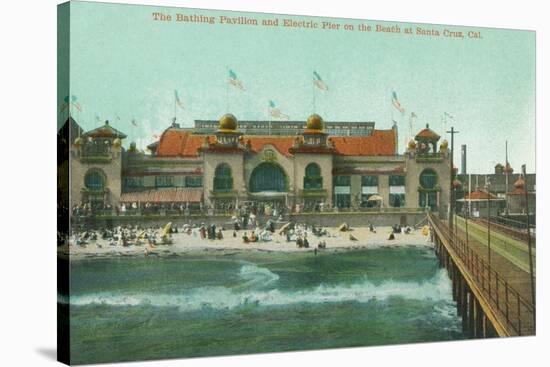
[486,179,492,295]
[447,126,459,231]
[505,141,510,215]
[524,171,536,329]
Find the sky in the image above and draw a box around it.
[60,1,536,173]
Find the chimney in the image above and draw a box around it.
[461,144,467,174]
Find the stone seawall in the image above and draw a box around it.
[71,211,428,230]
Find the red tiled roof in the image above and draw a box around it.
[120,188,203,203]
[157,130,204,157]
[329,130,396,156]
[245,136,296,157]
[415,127,440,140]
[85,122,127,138]
[155,129,397,157]
[463,190,502,201]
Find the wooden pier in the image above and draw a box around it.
[428,212,535,337]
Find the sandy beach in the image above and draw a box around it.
[60,226,433,260]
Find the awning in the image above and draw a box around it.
[120,188,203,203]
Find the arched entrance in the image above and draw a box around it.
[249,162,288,193]
[248,162,289,214]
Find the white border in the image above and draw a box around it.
[0,1,547,366]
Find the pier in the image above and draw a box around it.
[428,212,535,337]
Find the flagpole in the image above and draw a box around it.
[312,77,316,113]
[225,66,229,113]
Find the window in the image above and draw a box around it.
[155,175,174,188]
[419,169,437,189]
[304,163,322,190]
[419,169,438,209]
[185,176,203,188]
[214,164,233,192]
[361,175,379,207]
[249,162,287,192]
[333,175,351,208]
[84,170,105,191]
[124,177,143,189]
[389,175,405,207]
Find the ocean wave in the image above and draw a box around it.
[67,265,454,312]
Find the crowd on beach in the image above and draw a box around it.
[68,207,427,257]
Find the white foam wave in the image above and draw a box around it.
[68,267,454,312]
[238,264,280,286]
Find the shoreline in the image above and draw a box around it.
[60,226,433,260]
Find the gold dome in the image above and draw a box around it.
[514,177,525,189]
[440,139,449,151]
[113,137,122,148]
[306,114,324,131]
[218,114,238,132]
[408,139,416,150]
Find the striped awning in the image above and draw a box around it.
[120,188,203,203]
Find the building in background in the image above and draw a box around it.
[67,114,453,218]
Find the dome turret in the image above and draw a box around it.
[218,114,238,132]
[306,114,324,131]
[514,177,525,189]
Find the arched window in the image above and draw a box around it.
[419,169,437,189]
[84,170,105,191]
[249,163,287,192]
[304,163,322,190]
[419,169,438,209]
[214,163,233,192]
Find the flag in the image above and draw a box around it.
[131,118,137,127]
[95,114,101,122]
[313,71,328,90]
[410,112,417,118]
[391,91,405,114]
[444,112,454,119]
[228,69,245,90]
[269,100,289,120]
[174,90,184,109]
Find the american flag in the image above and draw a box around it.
[313,71,328,91]
[228,69,245,90]
[391,91,405,114]
[444,112,454,119]
[131,118,138,127]
[269,100,289,120]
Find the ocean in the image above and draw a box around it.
[64,246,464,364]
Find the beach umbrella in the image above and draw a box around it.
[162,222,172,236]
[278,222,292,235]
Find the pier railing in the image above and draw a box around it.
[429,213,534,336]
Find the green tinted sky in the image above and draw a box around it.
[62,1,536,173]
